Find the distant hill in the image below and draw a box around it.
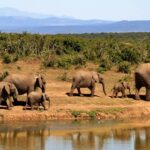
[0,7,150,34]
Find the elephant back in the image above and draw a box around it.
[135,63,150,87]
[135,63,150,75]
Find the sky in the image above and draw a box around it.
[0,0,149,20]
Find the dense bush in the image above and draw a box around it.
[42,52,57,68]
[0,32,150,69]
[2,53,11,64]
[117,61,131,73]
[97,59,112,73]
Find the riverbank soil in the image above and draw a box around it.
[0,59,150,121]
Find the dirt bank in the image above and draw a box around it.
[0,60,149,121]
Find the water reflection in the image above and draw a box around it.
[0,120,150,150]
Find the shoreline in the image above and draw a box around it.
[1,103,150,121]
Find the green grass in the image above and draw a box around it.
[70,107,127,119]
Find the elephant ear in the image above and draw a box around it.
[92,72,99,82]
[35,75,43,89]
[3,84,10,95]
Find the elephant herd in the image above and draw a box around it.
[0,63,150,110]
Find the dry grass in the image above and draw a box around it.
[0,59,149,121]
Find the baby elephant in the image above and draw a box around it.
[23,92,50,110]
[112,81,131,98]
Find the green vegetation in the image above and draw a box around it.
[0,32,150,70]
[71,107,127,119]
[71,110,82,117]
[117,61,131,73]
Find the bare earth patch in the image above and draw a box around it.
[0,60,149,121]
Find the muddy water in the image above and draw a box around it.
[0,119,150,150]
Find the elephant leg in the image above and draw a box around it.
[31,104,34,111]
[122,90,127,98]
[146,88,150,101]
[115,92,118,98]
[135,88,141,100]
[112,90,116,98]
[90,86,95,97]
[6,98,11,110]
[23,98,29,110]
[129,88,131,95]
[41,101,47,110]
[36,102,40,110]
[69,84,76,96]
[9,97,14,107]
[77,88,83,96]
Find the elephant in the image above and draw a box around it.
[0,82,18,109]
[135,63,150,101]
[69,70,106,97]
[3,73,46,102]
[112,81,131,98]
[23,92,50,110]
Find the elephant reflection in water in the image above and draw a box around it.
[68,131,111,150]
[112,129,131,141]
[69,132,96,150]
[134,128,150,150]
[0,129,50,150]
[68,129,132,150]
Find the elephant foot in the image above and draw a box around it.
[7,107,12,110]
[23,107,26,110]
[10,104,14,107]
[135,96,141,100]
[90,94,94,97]
[69,93,73,96]
[79,94,84,97]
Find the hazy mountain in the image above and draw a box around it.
[0,7,150,34]
[0,7,50,18]
[0,7,112,26]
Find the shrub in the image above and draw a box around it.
[71,111,81,118]
[117,61,131,73]
[12,55,19,62]
[72,55,86,66]
[2,53,11,64]
[57,56,72,69]
[119,48,140,64]
[97,59,112,73]
[42,51,57,68]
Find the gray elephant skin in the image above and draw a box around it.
[24,92,50,110]
[112,81,131,98]
[135,63,150,100]
[69,70,106,96]
[0,82,18,109]
[3,74,46,100]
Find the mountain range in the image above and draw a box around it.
[0,7,150,34]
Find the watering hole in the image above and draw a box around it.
[0,118,150,150]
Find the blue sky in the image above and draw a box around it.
[0,0,149,20]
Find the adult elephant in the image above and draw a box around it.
[69,70,107,96]
[135,63,150,100]
[0,82,18,109]
[3,74,46,102]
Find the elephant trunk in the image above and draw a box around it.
[146,88,150,101]
[47,98,51,109]
[101,82,107,96]
[42,85,46,93]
